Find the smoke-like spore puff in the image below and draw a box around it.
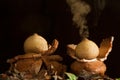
[66,0,91,38]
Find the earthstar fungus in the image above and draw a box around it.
[7,33,66,79]
[67,36,114,78]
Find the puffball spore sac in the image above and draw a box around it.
[75,38,99,59]
[24,33,48,53]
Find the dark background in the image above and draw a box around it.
[0,0,120,78]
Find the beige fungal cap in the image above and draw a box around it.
[75,38,99,59]
[24,33,48,53]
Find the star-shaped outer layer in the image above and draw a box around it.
[67,36,114,62]
[7,39,63,75]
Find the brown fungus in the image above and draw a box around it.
[67,36,114,77]
[7,33,66,79]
